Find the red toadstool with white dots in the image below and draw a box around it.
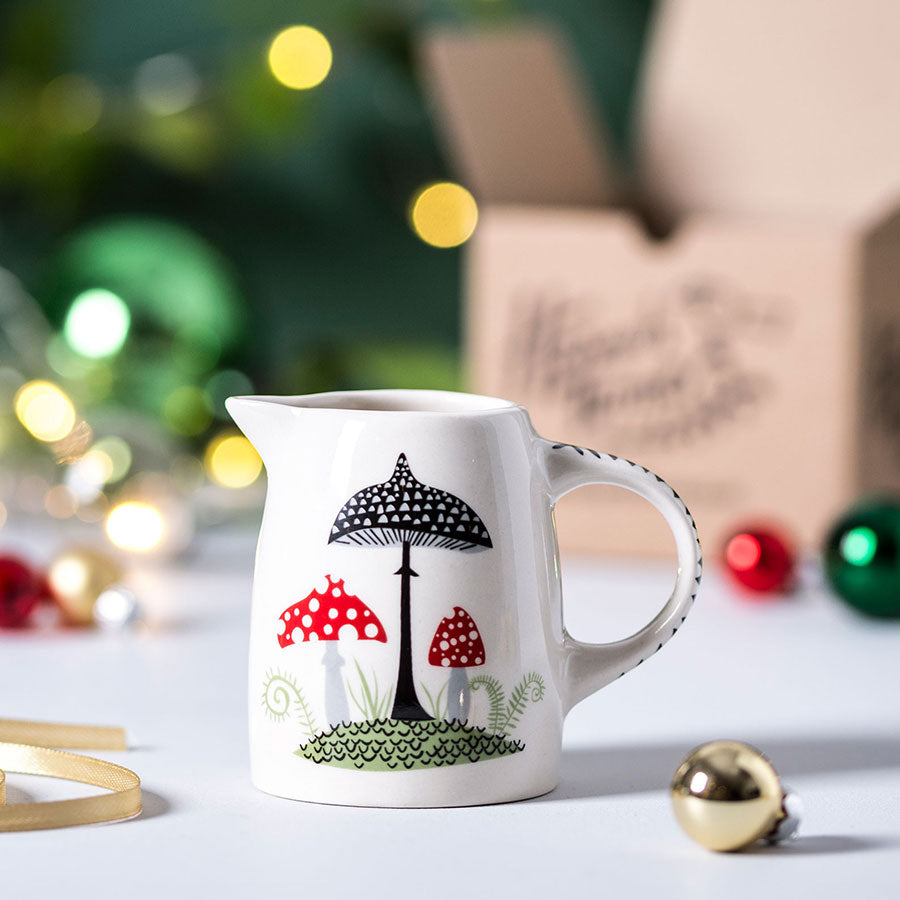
[427,606,485,722]
[278,575,386,726]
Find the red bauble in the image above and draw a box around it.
[723,526,795,594]
[0,555,46,627]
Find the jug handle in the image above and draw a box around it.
[542,440,702,712]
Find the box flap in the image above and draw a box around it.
[637,0,900,222]
[418,24,614,207]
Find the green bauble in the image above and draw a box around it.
[824,498,900,618]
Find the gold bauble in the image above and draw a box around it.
[670,740,785,852]
[47,547,122,626]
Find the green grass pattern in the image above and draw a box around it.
[420,679,449,720]
[347,660,393,721]
[295,718,524,770]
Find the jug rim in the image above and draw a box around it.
[227,389,525,417]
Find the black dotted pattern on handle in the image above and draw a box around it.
[551,443,703,680]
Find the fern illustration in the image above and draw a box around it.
[470,674,506,733]
[420,679,449,720]
[500,672,546,734]
[347,660,393,721]
[262,669,318,740]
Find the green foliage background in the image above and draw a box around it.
[0,0,652,394]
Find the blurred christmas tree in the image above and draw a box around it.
[0,0,650,545]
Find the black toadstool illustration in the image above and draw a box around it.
[329,453,492,720]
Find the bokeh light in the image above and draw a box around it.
[14,380,77,442]
[840,526,879,566]
[92,436,132,482]
[64,288,131,358]
[163,385,213,435]
[106,501,165,552]
[410,182,478,248]
[39,74,103,134]
[204,432,262,488]
[134,53,201,116]
[44,485,78,519]
[268,26,333,90]
[725,533,762,571]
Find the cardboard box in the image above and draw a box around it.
[420,13,900,556]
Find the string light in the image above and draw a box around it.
[268,26,332,90]
[14,380,77,442]
[410,182,478,248]
[204,433,262,488]
[63,289,131,358]
[106,502,165,552]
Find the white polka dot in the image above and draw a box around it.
[308,631,319,641]
[469,630,478,640]
[294,608,300,616]
[364,610,370,617]
[346,608,358,620]
[441,658,450,667]
[439,640,449,651]
[442,631,449,639]
[450,637,457,646]
[309,598,319,612]
[332,588,341,597]
[475,657,482,665]
[339,624,358,641]
[283,612,291,621]
[448,622,455,630]
[328,608,338,619]
[291,628,303,643]
[278,620,286,635]
[460,655,468,664]
[364,623,378,638]
[323,623,333,635]
[456,609,466,618]
[301,614,312,627]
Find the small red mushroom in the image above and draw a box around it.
[278,575,386,726]
[428,606,485,722]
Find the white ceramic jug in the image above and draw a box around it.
[227,389,701,807]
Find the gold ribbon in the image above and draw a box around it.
[0,719,141,832]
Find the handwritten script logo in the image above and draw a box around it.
[503,277,790,446]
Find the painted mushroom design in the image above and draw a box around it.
[428,606,485,722]
[278,575,387,727]
[329,453,492,721]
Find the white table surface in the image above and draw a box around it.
[2,524,899,898]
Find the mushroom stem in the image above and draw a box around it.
[390,539,431,721]
[323,641,349,728]
[447,666,471,723]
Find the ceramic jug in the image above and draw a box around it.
[227,389,702,807]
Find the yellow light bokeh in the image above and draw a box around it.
[106,501,165,552]
[204,433,262,489]
[410,182,479,248]
[91,436,132,482]
[14,380,77,442]
[268,25,332,90]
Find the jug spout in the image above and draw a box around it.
[225,395,294,468]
